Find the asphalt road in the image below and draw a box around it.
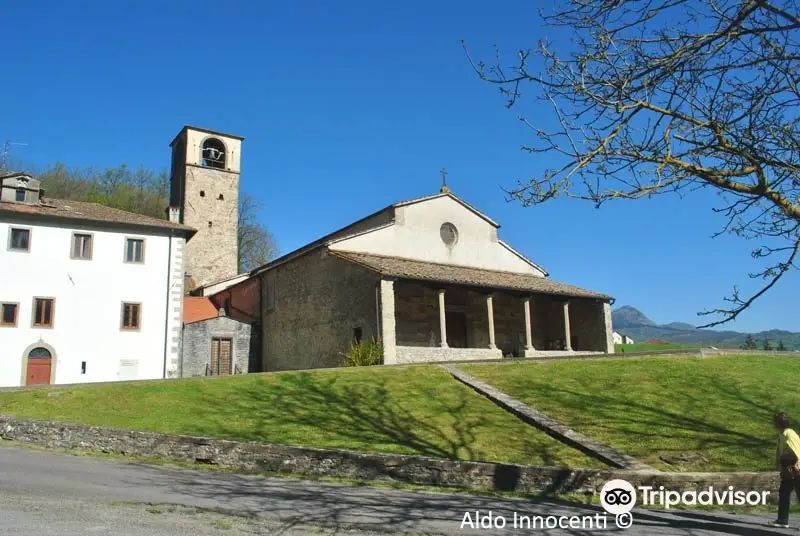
[0,445,796,535]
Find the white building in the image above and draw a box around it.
[0,172,195,387]
[613,331,635,345]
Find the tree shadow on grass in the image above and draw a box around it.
[533,375,781,470]
[190,370,581,469]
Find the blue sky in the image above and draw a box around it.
[3,0,797,333]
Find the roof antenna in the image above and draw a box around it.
[439,168,450,193]
[1,140,28,173]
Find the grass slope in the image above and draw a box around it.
[0,365,601,468]
[462,355,800,471]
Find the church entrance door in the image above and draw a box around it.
[446,312,468,348]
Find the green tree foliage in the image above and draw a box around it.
[30,163,278,271]
[35,163,169,219]
[777,340,787,352]
[741,335,757,350]
[762,337,773,351]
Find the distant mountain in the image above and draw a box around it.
[611,306,800,350]
[612,305,656,328]
[662,322,697,331]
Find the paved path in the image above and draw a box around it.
[0,446,795,535]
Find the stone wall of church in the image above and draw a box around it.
[393,282,441,346]
[182,165,239,289]
[393,283,494,349]
[569,299,610,352]
[530,296,569,350]
[259,249,380,371]
[491,292,527,356]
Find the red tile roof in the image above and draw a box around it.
[183,296,219,324]
[331,250,612,300]
[0,198,196,234]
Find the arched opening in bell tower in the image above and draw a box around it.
[201,138,227,169]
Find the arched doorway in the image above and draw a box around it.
[25,347,53,385]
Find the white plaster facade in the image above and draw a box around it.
[179,128,242,172]
[0,216,191,387]
[613,331,635,345]
[329,194,546,275]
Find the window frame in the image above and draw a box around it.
[0,302,19,327]
[120,302,142,331]
[31,297,55,328]
[123,237,146,264]
[7,226,31,252]
[70,232,94,260]
[15,189,25,202]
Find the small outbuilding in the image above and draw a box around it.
[180,297,255,376]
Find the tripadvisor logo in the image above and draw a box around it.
[600,479,636,515]
[599,479,770,512]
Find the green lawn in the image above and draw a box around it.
[615,343,695,353]
[0,365,601,468]
[462,355,800,472]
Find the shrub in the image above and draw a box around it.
[342,337,383,367]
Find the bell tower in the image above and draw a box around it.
[169,126,243,291]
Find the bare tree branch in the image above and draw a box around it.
[466,0,800,327]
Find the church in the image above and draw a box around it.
[176,126,616,373]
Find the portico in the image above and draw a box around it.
[362,253,614,364]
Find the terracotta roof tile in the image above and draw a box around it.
[183,296,219,324]
[331,250,612,300]
[0,198,195,234]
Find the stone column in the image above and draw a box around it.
[602,301,615,354]
[523,297,534,351]
[486,294,497,350]
[438,289,448,348]
[563,300,572,351]
[380,279,397,364]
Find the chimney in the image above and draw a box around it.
[167,206,181,223]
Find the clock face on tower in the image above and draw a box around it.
[440,222,458,247]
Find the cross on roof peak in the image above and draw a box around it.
[439,168,450,193]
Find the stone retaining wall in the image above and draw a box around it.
[0,416,780,501]
[395,346,502,363]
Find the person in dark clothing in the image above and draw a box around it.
[771,412,800,528]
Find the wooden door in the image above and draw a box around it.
[446,312,468,348]
[211,338,233,375]
[26,347,52,385]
